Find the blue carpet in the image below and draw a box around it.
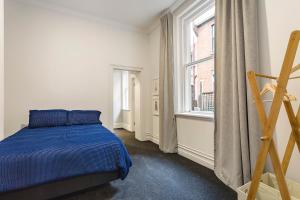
[57,129,237,200]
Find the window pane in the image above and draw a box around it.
[187,8,215,63]
[211,24,215,52]
[186,61,214,112]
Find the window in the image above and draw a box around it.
[180,3,215,116]
[211,24,215,52]
[122,71,129,110]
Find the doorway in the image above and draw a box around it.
[113,68,141,140]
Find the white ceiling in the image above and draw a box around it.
[16,0,179,31]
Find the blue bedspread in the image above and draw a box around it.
[0,124,132,192]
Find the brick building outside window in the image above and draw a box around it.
[188,17,215,112]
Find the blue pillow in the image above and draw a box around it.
[68,110,101,125]
[29,110,68,128]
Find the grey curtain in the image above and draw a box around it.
[159,12,177,153]
[214,0,261,189]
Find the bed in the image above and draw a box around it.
[0,110,132,200]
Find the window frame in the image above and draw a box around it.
[121,71,130,110]
[174,0,215,119]
[211,23,215,53]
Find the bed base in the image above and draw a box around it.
[0,171,119,200]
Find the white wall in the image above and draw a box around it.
[149,26,160,79]
[177,117,214,169]
[0,0,4,140]
[148,25,160,143]
[4,1,152,139]
[258,0,300,182]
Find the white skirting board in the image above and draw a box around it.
[113,123,133,132]
[122,123,132,132]
[113,123,123,129]
[146,133,214,170]
[177,144,214,170]
[151,136,159,144]
[146,132,159,145]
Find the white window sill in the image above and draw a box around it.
[122,109,131,111]
[175,112,214,121]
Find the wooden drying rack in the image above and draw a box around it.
[246,30,300,200]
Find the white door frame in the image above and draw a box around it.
[111,64,143,141]
[130,75,135,132]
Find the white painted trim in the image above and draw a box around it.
[111,64,143,72]
[145,133,214,169]
[151,136,159,145]
[13,0,186,35]
[161,0,187,17]
[13,0,147,34]
[146,0,186,34]
[175,112,214,121]
[145,132,159,145]
[122,123,132,132]
[113,123,123,129]
[178,144,214,170]
[173,0,215,114]
[113,122,133,132]
[145,132,151,139]
[169,0,187,13]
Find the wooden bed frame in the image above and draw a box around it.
[0,171,119,200]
